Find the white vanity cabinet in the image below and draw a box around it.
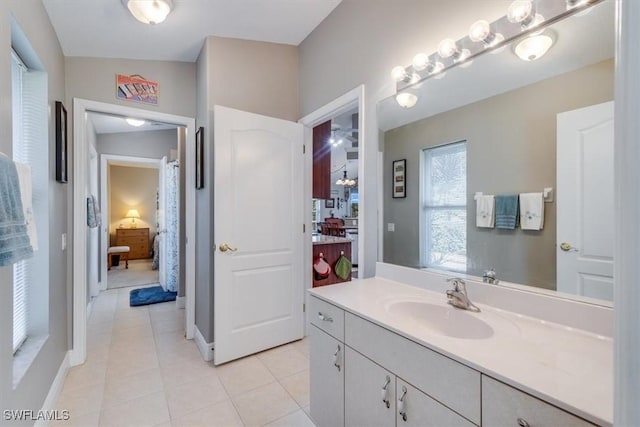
[481,376,595,427]
[310,325,344,427]
[344,347,396,426]
[309,295,598,427]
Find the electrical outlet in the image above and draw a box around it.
[388,223,395,232]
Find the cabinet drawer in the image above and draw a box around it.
[397,378,475,427]
[117,228,148,237]
[345,312,481,424]
[309,296,344,342]
[482,376,594,427]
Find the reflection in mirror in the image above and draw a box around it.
[378,1,614,302]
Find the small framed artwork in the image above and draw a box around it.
[392,159,406,198]
[55,101,68,183]
[195,127,204,189]
[325,198,335,208]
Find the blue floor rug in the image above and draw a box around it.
[130,285,177,307]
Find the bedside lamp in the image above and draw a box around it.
[125,209,141,228]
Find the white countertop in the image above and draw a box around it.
[312,235,352,245]
[309,278,612,426]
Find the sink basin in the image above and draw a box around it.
[387,301,494,339]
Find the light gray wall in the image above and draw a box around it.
[299,0,511,279]
[383,60,614,290]
[96,129,177,159]
[0,1,68,421]
[65,57,196,118]
[195,36,299,343]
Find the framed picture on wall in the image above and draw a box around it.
[55,101,68,183]
[392,159,406,198]
[195,126,204,189]
[325,198,335,208]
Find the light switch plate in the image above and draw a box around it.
[388,223,395,232]
[61,233,67,251]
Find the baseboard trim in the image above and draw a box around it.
[35,351,70,427]
[194,325,214,362]
[176,295,186,309]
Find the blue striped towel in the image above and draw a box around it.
[495,195,519,229]
[0,153,33,267]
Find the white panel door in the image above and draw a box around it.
[214,105,304,364]
[158,156,167,290]
[557,101,614,300]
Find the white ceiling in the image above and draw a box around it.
[42,0,342,62]
[88,112,178,134]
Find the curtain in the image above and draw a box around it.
[165,161,179,292]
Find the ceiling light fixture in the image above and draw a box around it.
[395,92,418,109]
[123,0,173,25]
[514,32,555,61]
[336,170,357,187]
[126,118,145,127]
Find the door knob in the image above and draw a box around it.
[219,243,238,253]
[559,242,578,252]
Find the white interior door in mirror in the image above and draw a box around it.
[557,101,613,300]
[213,105,304,365]
[158,156,167,290]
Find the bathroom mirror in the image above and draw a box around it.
[378,0,614,303]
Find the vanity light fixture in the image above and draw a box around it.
[514,32,555,61]
[395,92,418,109]
[125,118,145,127]
[123,0,173,25]
[390,0,599,95]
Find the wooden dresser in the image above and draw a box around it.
[115,227,150,260]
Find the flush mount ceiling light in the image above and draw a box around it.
[126,118,145,127]
[123,0,173,25]
[514,32,555,61]
[396,92,418,109]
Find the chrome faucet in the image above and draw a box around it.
[482,268,498,285]
[446,278,480,312]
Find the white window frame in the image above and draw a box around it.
[420,141,467,272]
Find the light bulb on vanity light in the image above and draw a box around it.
[395,92,418,109]
[507,0,533,24]
[412,53,445,76]
[438,38,471,66]
[391,66,409,82]
[469,20,505,49]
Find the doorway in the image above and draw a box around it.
[71,98,196,366]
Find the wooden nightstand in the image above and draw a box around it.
[116,228,150,260]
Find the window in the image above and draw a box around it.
[11,48,49,357]
[421,142,467,272]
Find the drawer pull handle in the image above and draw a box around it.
[333,345,341,371]
[318,312,333,322]
[398,386,407,422]
[517,419,530,427]
[381,376,391,408]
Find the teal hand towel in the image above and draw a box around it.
[495,195,519,229]
[0,153,33,267]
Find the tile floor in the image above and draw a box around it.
[53,286,315,427]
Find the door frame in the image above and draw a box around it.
[299,85,365,331]
[71,98,196,366]
[99,154,163,292]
